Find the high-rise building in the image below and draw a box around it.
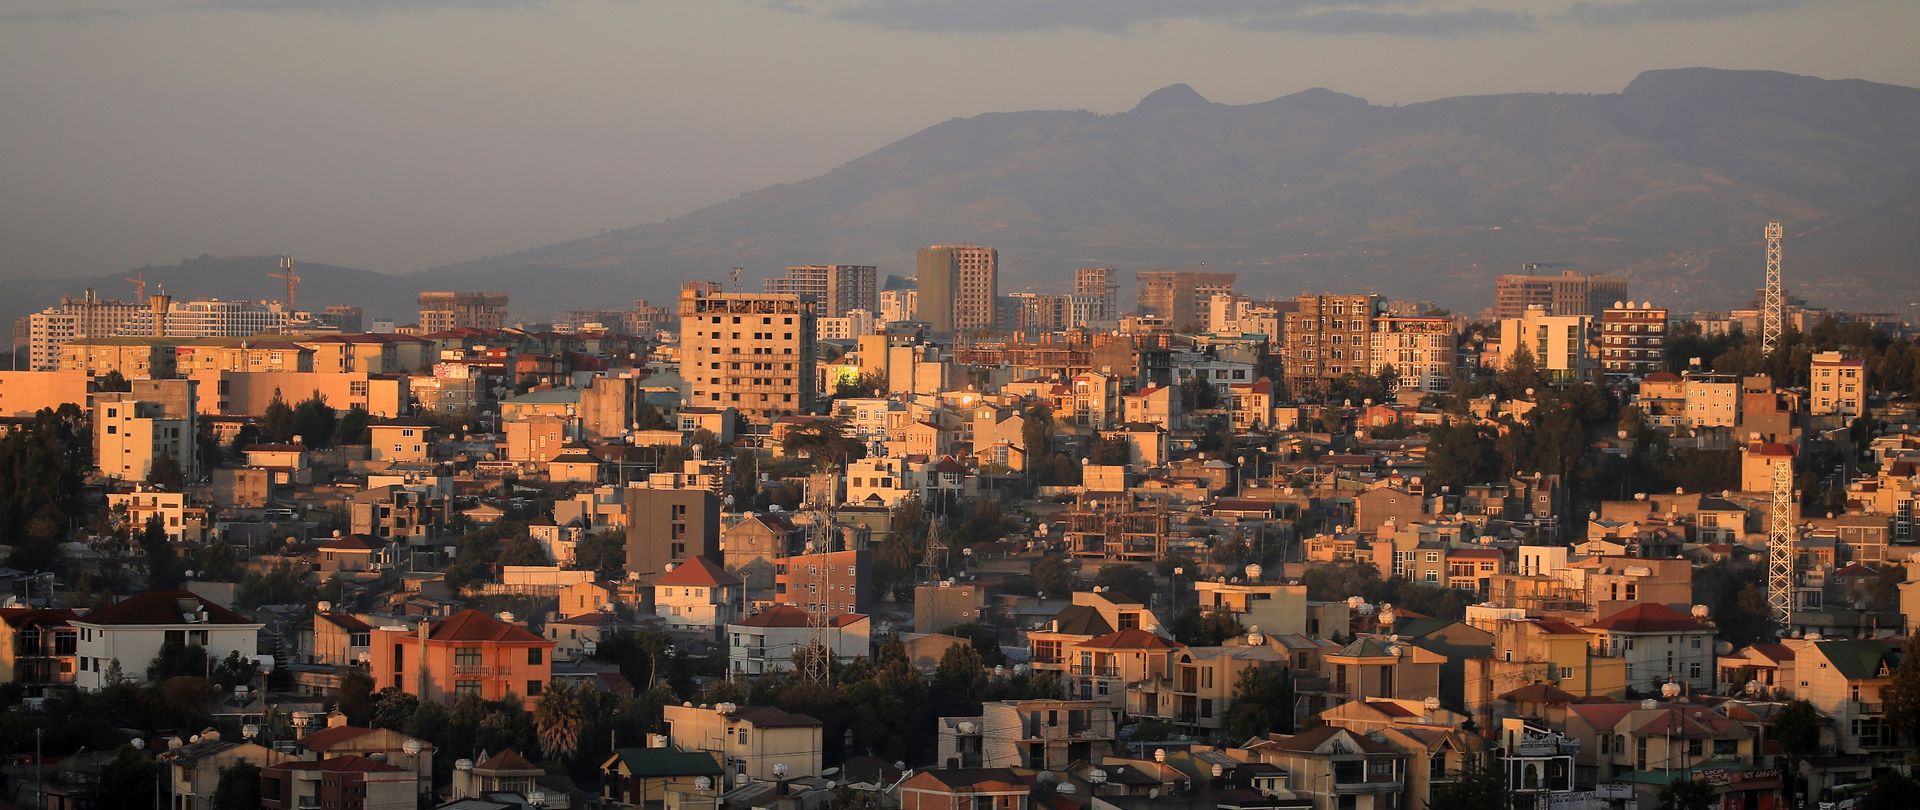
[417,291,509,332]
[1136,271,1236,327]
[1073,267,1119,325]
[915,246,997,334]
[1498,305,1592,383]
[157,298,290,338]
[878,289,918,325]
[677,282,817,422]
[624,486,720,580]
[1599,301,1668,381]
[25,290,148,370]
[1493,270,1627,320]
[766,265,878,318]
[1283,293,1382,395]
[1370,317,1457,394]
[1009,292,1072,336]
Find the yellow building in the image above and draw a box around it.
[662,702,823,782]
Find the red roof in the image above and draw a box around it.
[476,749,540,772]
[428,609,548,644]
[80,591,255,627]
[656,556,742,588]
[1747,440,1795,458]
[1079,628,1177,650]
[1644,371,1681,382]
[1588,603,1708,633]
[733,604,864,628]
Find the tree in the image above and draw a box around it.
[534,678,587,759]
[834,372,887,399]
[138,515,180,589]
[337,669,376,726]
[212,649,258,691]
[94,745,161,810]
[147,640,210,683]
[1032,555,1075,599]
[1653,779,1715,810]
[1180,377,1220,411]
[1171,606,1243,646]
[1090,435,1132,466]
[572,530,627,580]
[1858,771,1920,810]
[368,688,423,731]
[261,389,295,443]
[633,400,672,431]
[334,406,372,445]
[1426,420,1496,492]
[782,421,865,468]
[291,393,338,448]
[1771,699,1821,806]
[499,534,551,566]
[211,761,262,810]
[148,451,185,489]
[94,370,132,392]
[1225,665,1292,740]
[1092,564,1155,603]
[1429,760,1505,810]
[1880,641,1920,745]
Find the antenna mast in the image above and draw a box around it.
[1768,455,1796,627]
[802,472,837,686]
[1762,222,1783,356]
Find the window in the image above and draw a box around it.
[528,648,543,666]
[454,679,481,697]
[455,647,481,669]
[527,680,542,696]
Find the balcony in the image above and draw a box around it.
[1070,664,1121,678]
[452,664,500,676]
[1854,700,1883,715]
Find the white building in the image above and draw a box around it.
[1498,306,1592,383]
[653,557,742,632]
[1584,603,1716,691]
[73,590,263,690]
[1370,316,1457,394]
[94,389,198,483]
[726,605,869,676]
[844,456,926,508]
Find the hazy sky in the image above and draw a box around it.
[2,0,1915,279]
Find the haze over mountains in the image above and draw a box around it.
[11,67,1920,324]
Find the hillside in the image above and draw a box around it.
[419,68,1920,315]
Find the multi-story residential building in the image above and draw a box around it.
[311,610,373,667]
[678,282,818,422]
[1136,270,1236,327]
[624,486,719,580]
[1493,270,1627,320]
[57,337,181,378]
[259,756,417,810]
[26,290,150,370]
[0,607,78,692]
[1583,604,1715,692]
[1244,726,1407,810]
[106,490,205,542]
[938,699,1120,770]
[1137,637,1290,734]
[187,369,410,417]
[416,291,508,332]
[152,297,291,338]
[916,245,998,335]
[1063,492,1171,561]
[1497,306,1592,383]
[160,737,274,810]
[1009,292,1072,336]
[1284,293,1383,395]
[1599,301,1668,380]
[775,547,873,616]
[1565,701,1759,810]
[71,590,263,690]
[725,605,870,676]
[93,380,198,483]
[1789,638,1898,757]
[897,769,1029,810]
[663,702,824,782]
[878,288,919,324]
[1369,316,1457,394]
[765,264,877,318]
[1810,351,1865,419]
[366,609,555,711]
[1073,267,1119,326]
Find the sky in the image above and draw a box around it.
[1,0,1915,280]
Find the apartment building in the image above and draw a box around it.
[678,282,818,422]
[624,486,720,580]
[416,291,508,332]
[726,605,870,676]
[1136,270,1236,327]
[1493,270,1627,320]
[765,264,877,318]
[1599,301,1668,380]
[1810,351,1865,419]
[25,290,149,370]
[1369,316,1457,394]
[653,556,742,632]
[1073,267,1119,325]
[941,699,1119,770]
[366,609,555,712]
[916,245,998,335]
[1284,293,1383,395]
[1497,306,1592,383]
[663,702,824,782]
[93,380,198,483]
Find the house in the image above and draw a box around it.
[939,699,1120,771]
[311,610,373,667]
[726,605,869,676]
[721,513,801,593]
[1243,726,1406,810]
[368,421,433,463]
[599,748,725,810]
[545,612,618,662]
[1583,603,1716,692]
[159,735,273,810]
[0,607,78,692]
[1564,701,1761,810]
[260,755,417,810]
[663,702,825,782]
[293,720,435,798]
[654,557,743,633]
[896,769,1030,810]
[316,534,389,577]
[72,590,263,690]
[1741,441,1796,493]
[366,609,555,711]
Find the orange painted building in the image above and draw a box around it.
[367,609,554,712]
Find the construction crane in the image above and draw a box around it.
[1768,456,1796,627]
[126,271,147,303]
[730,266,743,291]
[1762,222,1784,356]
[269,255,301,311]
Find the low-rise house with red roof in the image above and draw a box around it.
[896,768,1030,810]
[1584,603,1716,692]
[1741,440,1796,494]
[261,753,417,810]
[72,590,263,690]
[316,534,390,577]
[653,557,742,633]
[1565,700,1763,809]
[311,609,372,667]
[291,716,434,799]
[726,605,869,677]
[1065,627,1177,705]
[366,609,555,711]
[546,611,619,662]
[664,701,825,782]
[1243,726,1405,810]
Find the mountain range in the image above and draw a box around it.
[9,67,1920,325]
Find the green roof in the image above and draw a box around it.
[1817,639,1898,680]
[504,388,581,404]
[607,748,723,778]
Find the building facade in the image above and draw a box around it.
[1369,316,1457,394]
[1284,293,1383,395]
[677,282,818,422]
[1136,271,1236,327]
[766,264,877,318]
[1599,301,1669,381]
[416,291,508,332]
[1493,270,1628,320]
[915,246,998,335]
